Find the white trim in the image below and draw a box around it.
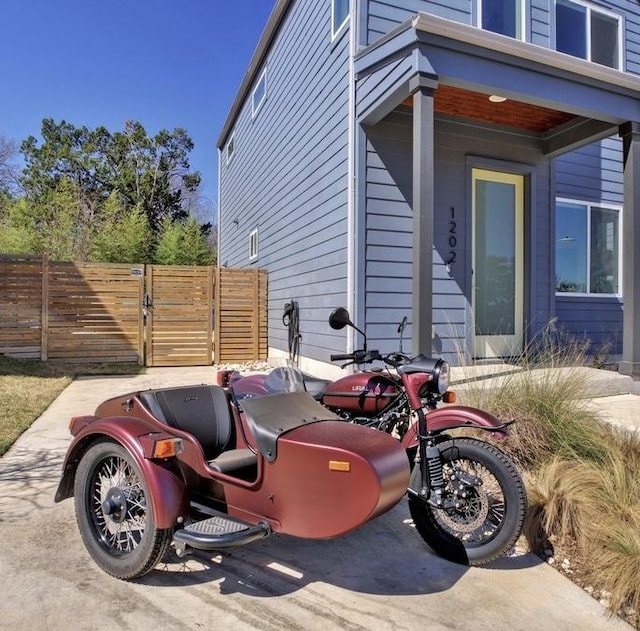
[555,197,622,297]
[346,0,356,354]
[553,0,623,70]
[249,228,259,260]
[476,0,526,42]
[331,0,350,41]
[251,68,268,118]
[217,147,222,266]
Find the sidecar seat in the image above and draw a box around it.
[138,385,256,477]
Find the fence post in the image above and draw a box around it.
[40,253,49,361]
[213,266,221,364]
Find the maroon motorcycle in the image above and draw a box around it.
[227,307,528,566]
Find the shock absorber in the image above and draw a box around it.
[425,444,445,507]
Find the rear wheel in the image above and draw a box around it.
[74,441,173,579]
[408,437,527,566]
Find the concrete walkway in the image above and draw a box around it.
[0,366,634,631]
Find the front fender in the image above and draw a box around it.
[55,416,188,529]
[400,405,511,450]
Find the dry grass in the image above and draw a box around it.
[0,354,141,455]
[453,327,640,626]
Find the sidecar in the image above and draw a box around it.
[54,381,410,579]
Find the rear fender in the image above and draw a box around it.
[400,405,511,450]
[55,416,188,529]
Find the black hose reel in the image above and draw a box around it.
[282,301,301,364]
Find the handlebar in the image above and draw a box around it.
[330,349,411,367]
[330,353,356,361]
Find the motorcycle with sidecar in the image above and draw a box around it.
[55,311,527,578]
[54,378,411,579]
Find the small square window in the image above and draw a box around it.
[332,0,349,40]
[249,229,259,259]
[480,0,523,40]
[226,135,235,164]
[252,69,267,117]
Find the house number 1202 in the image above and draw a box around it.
[446,206,457,266]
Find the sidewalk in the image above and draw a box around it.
[0,365,634,631]
[451,363,640,433]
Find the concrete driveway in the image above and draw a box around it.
[0,368,632,631]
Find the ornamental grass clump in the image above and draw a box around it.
[453,327,640,626]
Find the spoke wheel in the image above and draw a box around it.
[409,437,527,566]
[74,441,172,579]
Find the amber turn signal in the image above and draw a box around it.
[152,437,184,459]
[329,460,351,472]
[442,391,457,404]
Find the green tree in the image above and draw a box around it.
[0,180,88,259]
[90,193,151,263]
[155,216,213,265]
[20,119,201,233]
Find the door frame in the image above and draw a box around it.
[468,161,531,360]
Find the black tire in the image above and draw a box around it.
[408,437,527,566]
[74,441,173,579]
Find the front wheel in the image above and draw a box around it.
[408,437,527,566]
[74,441,173,579]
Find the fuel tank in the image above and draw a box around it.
[321,372,400,417]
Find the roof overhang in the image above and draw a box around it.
[355,13,640,155]
[217,0,293,149]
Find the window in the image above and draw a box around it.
[226,134,235,164]
[479,0,524,39]
[249,229,259,260]
[555,199,620,295]
[252,69,267,117]
[555,0,621,69]
[332,0,349,39]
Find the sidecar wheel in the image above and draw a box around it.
[408,437,527,566]
[74,441,173,579]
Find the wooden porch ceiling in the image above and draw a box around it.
[403,85,577,133]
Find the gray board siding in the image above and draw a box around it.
[555,296,623,356]
[218,0,352,360]
[363,108,554,363]
[366,1,471,44]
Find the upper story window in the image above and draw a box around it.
[479,0,524,40]
[226,134,235,164]
[252,68,267,117]
[555,0,622,69]
[332,0,349,40]
[555,199,621,295]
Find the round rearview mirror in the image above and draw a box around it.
[329,307,352,330]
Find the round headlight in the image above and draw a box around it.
[435,360,450,395]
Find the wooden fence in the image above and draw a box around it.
[0,254,267,366]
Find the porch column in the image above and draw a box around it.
[411,80,437,356]
[619,121,640,378]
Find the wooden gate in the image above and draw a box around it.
[145,265,214,366]
[1,256,267,366]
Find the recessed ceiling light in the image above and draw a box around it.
[489,95,507,103]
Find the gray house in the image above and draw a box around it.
[217,0,640,378]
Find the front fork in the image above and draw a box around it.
[414,408,446,507]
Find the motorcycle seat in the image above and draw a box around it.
[138,385,233,461]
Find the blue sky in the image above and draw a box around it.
[0,0,275,220]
